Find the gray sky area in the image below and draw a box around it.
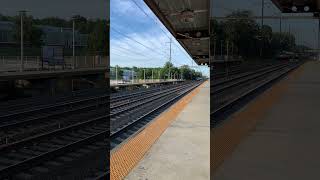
[0,0,109,19]
[211,0,318,49]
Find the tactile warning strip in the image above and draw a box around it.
[110,81,207,180]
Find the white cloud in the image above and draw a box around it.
[111,0,153,21]
[110,0,209,76]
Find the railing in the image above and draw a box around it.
[211,55,243,62]
[110,79,183,85]
[0,56,108,73]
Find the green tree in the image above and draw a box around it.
[87,19,108,56]
[115,65,123,79]
[72,15,88,33]
[211,10,297,59]
[35,17,70,27]
[160,61,174,79]
[271,32,296,55]
[223,10,260,58]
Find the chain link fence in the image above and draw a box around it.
[0,56,108,72]
[110,66,183,85]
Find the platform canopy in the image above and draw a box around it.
[271,0,320,13]
[144,0,210,65]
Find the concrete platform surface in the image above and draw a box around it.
[126,81,210,180]
[213,61,320,180]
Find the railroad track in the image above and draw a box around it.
[0,81,202,179]
[211,61,303,127]
[211,62,277,80]
[0,88,107,115]
[0,83,184,145]
[110,81,203,148]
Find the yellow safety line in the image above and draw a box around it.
[211,63,306,174]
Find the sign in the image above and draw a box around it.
[42,46,64,66]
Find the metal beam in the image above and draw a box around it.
[144,0,198,63]
[211,15,317,20]
[271,0,284,12]
[176,30,210,39]
[144,0,176,37]
[271,0,319,13]
[144,0,210,65]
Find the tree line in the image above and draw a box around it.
[111,62,203,80]
[0,13,108,55]
[211,10,298,59]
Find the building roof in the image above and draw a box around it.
[0,21,14,31]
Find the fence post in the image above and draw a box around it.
[75,56,77,69]
[17,56,20,71]
[85,56,87,67]
[93,56,96,68]
[37,56,40,70]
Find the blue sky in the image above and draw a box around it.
[110,0,209,77]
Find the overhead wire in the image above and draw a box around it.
[111,50,164,67]
[111,27,167,57]
[111,43,167,63]
[130,0,196,66]
[111,0,203,74]
[111,34,167,61]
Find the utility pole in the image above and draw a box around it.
[318,18,320,61]
[214,39,216,59]
[226,41,229,59]
[158,70,160,82]
[72,18,75,69]
[260,0,265,58]
[19,11,25,72]
[152,69,154,82]
[144,69,146,82]
[132,69,134,84]
[169,38,172,63]
[279,13,282,52]
[115,66,118,84]
[261,0,264,27]
[220,40,223,56]
[289,24,291,34]
[231,42,234,57]
[280,13,282,34]
[168,38,172,80]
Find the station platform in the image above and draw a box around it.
[110,80,184,87]
[126,81,210,179]
[213,60,320,179]
[110,81,210,180]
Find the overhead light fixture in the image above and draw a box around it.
[196,32,202,37]
[180,9,195,23]
[304,6,310,12]
[292,6,298,12]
